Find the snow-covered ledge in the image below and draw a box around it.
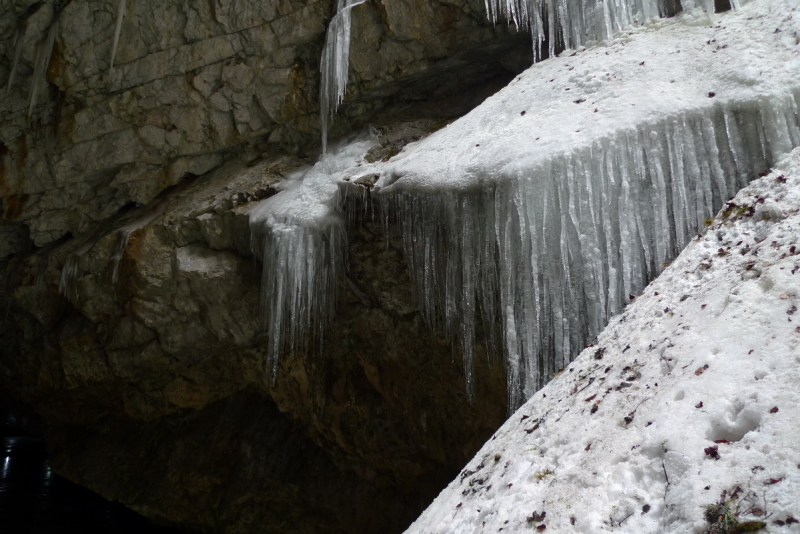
[404,146,800,532]
[375,0,800,407]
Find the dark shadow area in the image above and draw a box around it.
[714,0,733,13]
[1,393,183,534]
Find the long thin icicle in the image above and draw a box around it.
[319,0,367,154]
[110,0,126,69]
[5,2,44,95]
[28,15,60,120]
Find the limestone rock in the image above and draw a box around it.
[1,0,529,251]
[0,0,530,528]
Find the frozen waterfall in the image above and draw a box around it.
[373,95,800,408]
[360,0,800,407]
[319,0,368,154]
[259,0,800,407]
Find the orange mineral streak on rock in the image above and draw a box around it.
[0,136,26,199]
[0,142,8,198]
[2,194,29,220]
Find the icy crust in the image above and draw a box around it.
[372,1,800,405]
[404,146,800,534]
[248,134,378,374]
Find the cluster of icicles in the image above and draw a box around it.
[254,92,800,408]
[6,0,125,119]
[248,135,376,377]
[379,95,800,408]
[319,0,732,151]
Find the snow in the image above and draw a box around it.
[380,6,800,192]
[369,0,800,407]
[317,0,702,150]
[402,145,800,534]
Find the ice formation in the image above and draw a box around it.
[484,0,720,61]
[378,96,800,407]
[28,9,60,119]
[319,0,367,153]
[403,146,800,533]
[366,2,800,406]
[248,134,377,375]
[109,0,126,70]
[263,0,800,406]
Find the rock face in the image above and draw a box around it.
[0,149,508,531]
[0,0,529,251]
[0,0,525,529]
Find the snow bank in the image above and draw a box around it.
[373,0,800,405]
[403,144,800,533]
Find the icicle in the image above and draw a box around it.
[319,0,367,154]
[28,11,61,120]
[110,0,127,70]
[5,2,44,95]
[108,226,135,283]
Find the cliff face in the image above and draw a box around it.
[0,0,525,531]
[0,0,530,251]
[0,153,508,531]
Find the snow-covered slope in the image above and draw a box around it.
[403,149,800,534]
